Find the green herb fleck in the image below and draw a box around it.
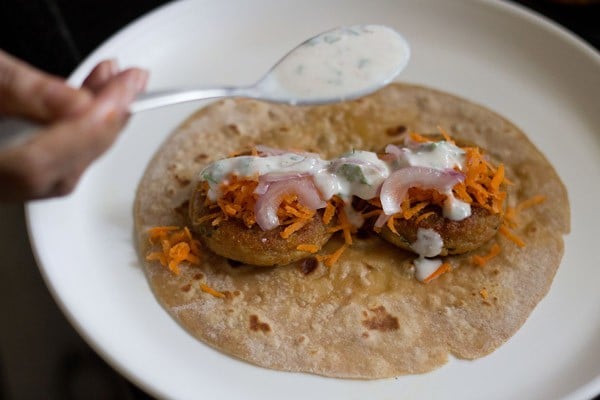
[338,164,368,184]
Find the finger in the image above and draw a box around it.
[0,68,148,200]
[81,59,119,94]
[84,67,149,133]
[0,50,93,122]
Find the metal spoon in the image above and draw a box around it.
[129,24,410,113]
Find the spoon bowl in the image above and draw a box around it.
[129,24,410,113]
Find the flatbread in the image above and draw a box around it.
[133,83,569,378]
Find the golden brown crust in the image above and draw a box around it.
[379,205,503,255]
[189,186,331,266]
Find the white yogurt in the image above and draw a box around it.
[411,228,445,282]
[259,25,410,102]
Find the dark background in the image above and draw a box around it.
[0,0,598,399]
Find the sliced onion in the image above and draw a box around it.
[254,172,311,195]
[255,177,326,230]
[384,144,402,157]
[375,167,464,227]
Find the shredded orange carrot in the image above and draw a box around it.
[517,195,546,211]
[480,288,489,300]
[145,226,202,275]
[386,214,399,235]
[323,245,347,267]
[147,226,179,243]
[327,225,344,233]
[499,225,525,248]
[200,283,226,298]
[504,195,546,230]
[437,126,455,144]
[472,244,501,267]
[415,211,435,224]
[490,163,505,191]
[280,219,309,239]
[423,263,452,283]
[296,244,320,253]
[402,201,428,219]
[323,202,336,225]
[409,132,433,143]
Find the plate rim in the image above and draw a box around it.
[25,0,600,399]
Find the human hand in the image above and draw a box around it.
[0,50,148,201]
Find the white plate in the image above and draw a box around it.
[26,1,600,399]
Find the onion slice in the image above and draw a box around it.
[255,172,311,195]
[375,166,464,227]
[255,177,326,230]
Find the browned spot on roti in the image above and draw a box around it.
[180,284,191,292]
[192,273,204,280]
[386,125,407,136]
[175,174,191,187]
[299,257,318,275]
[362,332,370,339]
[362,306,399,332]
[249,315,271,333]
[194,153,208,162]
[226,123,240,135]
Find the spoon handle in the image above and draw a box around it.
[129,86,254,113]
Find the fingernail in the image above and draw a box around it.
[106,59,119,75]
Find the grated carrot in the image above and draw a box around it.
[145,226,202,275]
[472,244,501,267]
[499,225,525,248]
[437,126,455,144]
[415,211,435,224]
[296,244,320,253]
[480,288,489,300]
[386,214,399,235]
[148,226,179,243]
[402,201,428,219]
[360,209,382,219]
[423,263,452,283]
[323,201,336,225]
[280,219,309,239]
[323,245,347,267]
[200,283,226,298]
[490,163,505,191]
[409,132,433,143]
[516,195,546,211]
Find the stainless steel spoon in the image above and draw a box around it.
[129,24,410,113]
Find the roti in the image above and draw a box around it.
[133,83,569,378]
